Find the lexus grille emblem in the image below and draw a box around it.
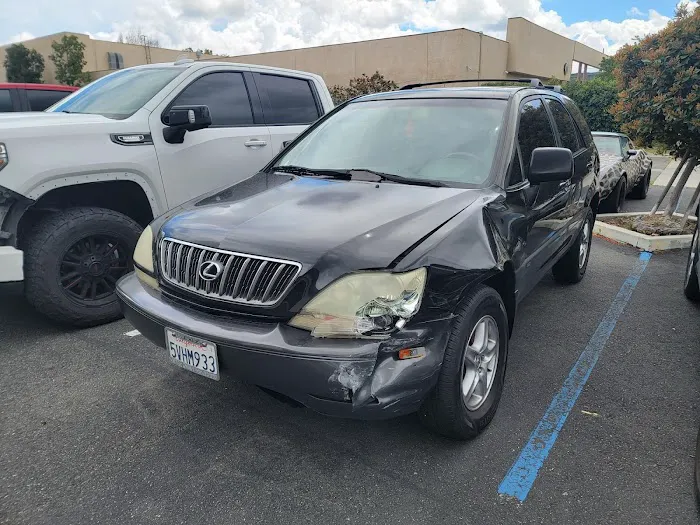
[198,260,223,281]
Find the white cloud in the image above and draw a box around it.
[5,0,698,57]
[627,7,644,17]
[3,32,36,45]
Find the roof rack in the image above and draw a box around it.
[399,78,562,91]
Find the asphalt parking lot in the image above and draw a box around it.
[2,234,699,522]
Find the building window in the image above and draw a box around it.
[107,52,125,70]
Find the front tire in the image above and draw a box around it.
[552,208,594,284]
[24,207,142,327]
[684,219,700,302]
[419,285,509,440]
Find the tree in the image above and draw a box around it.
[562,76,618,132]
[3,43,44,83]
[329,72,398,104]
[49,35,90,86]
[183,47,214,56]
[675,1,691,19]
[124,28,160,47]
[611,7,700,218]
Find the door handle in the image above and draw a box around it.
[244,139,267,148]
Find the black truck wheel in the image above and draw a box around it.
[419,285,509,440]
[552,208,594,284]
[24,207,142,327]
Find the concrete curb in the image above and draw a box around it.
[594,212,696,252]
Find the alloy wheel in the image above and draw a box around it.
[579,220,590,269]
[59,235,130,303]
[461,315,499,411]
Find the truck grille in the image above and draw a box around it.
[158,238,301,306]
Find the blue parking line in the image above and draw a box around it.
[498,251,652,502]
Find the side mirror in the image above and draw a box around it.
[163,105,212,144]
[528,147,573,184]
[626,149,638,157]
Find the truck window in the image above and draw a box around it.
[170,72,254,127]
[518,99,556,179]
[0,90,12,112]
[256,74,320,125]
[27,89,71,111]
[48,67,184,119]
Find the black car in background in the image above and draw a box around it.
[117,79,600,439]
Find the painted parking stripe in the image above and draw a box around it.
[124,329,141,337]
[498,251,652,502]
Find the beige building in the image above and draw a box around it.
[0,18,604,87]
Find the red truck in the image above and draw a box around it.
[0,83,78,112]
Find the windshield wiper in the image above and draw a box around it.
[348,168,445,187]
[272,165,351,179]
[272,165,444,187]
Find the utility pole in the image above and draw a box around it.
[142,35,152,64]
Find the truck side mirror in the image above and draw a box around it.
[163,105,212,144]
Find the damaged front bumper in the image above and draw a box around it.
[116,272,451,420]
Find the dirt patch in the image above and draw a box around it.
[599,214,696,236]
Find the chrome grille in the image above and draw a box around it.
[159,238,301,306]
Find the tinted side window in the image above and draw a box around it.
[546,98,580,152]
[257,74,320,125]
[27,90,71,111]
[563,98,593,147]
[518,99,556,178]
[0,90,12,112]
[171,72,254,127]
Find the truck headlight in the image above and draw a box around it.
[133,225,158,289]
[0,143,8,171]
[288,268,426,339]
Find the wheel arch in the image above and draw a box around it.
[18,180,155,250]
[474,263,516,338]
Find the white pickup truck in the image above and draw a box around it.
[0,60,334,326]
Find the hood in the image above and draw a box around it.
[0,112,112,130]
[599,152,622,173]
[159,172,484,277]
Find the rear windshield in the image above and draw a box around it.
[47,67,184,119]
[593,135,622,157]
[276,97,508,186]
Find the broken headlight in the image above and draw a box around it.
[133,225,158,289]
[288,268,426,339]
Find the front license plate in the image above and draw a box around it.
[166,329,219,381]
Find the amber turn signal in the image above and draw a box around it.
[398,347,425,360]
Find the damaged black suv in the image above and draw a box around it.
[117,79,600,439]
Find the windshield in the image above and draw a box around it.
[593,135,622,157]
[47,67,184,119]
[275,97,507,186]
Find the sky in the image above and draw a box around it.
[0,0,697,58]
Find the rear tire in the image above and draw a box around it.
[629,168,651,199]
[24,207,142,327]
[600,176,627,213]
[552,209,594,284]
[684,219,700,302]
[419,285,509,440]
